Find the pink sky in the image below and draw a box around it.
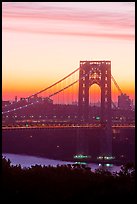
[2,2,135,103]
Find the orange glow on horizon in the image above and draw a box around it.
[2,82,135,103]
[2,2,135,102]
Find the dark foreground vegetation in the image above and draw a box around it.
[2,157,135,203]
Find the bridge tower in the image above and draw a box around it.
[78,60,112,158]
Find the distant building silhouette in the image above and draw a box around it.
[15,96,18,102]
[118,94,132,110]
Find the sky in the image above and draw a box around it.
[2,2,135,103]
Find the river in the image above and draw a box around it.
[2,153,122,173]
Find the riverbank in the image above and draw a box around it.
[2,153,123,173]
[2,150,132,166]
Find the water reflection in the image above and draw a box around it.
[2,153,122,172]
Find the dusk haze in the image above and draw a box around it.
[2,2,135,202]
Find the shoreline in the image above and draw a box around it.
[2,151,133,166]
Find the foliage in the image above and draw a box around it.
[1,157,135,202]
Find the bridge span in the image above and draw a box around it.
[2,124,135,130]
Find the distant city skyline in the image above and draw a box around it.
[2,2,135,101]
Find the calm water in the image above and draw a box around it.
[2,153,122,172]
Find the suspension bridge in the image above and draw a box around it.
[2,60,134,162]
[2,60,127,115]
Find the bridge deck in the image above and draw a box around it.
[2,124,135,130]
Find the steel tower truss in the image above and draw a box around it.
[78,60,112,157]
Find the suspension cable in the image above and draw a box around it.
[26,67,80,99]
[2,67,80,110]
[111,74,123,95]
[2,71,87,115]
[3,70,121,115]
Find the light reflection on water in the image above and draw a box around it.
[2,153,122,172]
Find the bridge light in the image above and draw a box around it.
[74,154,91,159]
[105,164,113,167]
[75,162,87,165]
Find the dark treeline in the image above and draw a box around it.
[2,157,135,203]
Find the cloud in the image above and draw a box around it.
[2,2,135,41]
[3,25,134,41]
